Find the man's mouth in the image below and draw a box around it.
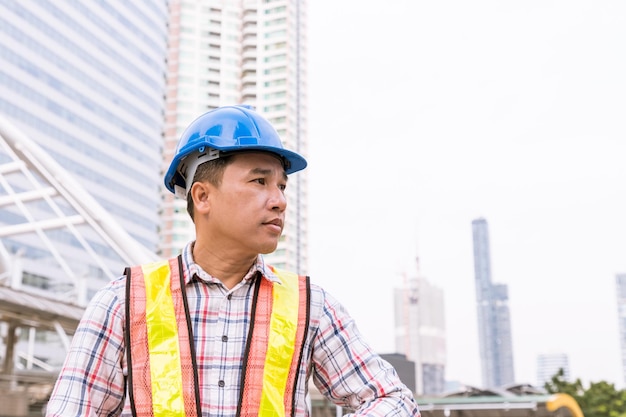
[264,219,283,230]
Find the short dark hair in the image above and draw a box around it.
[186,155,233,221]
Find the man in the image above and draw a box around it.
[46,105,420,417]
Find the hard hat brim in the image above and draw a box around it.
[164,145,307,194]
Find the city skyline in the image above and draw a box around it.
[307,0,626,388]
[0,0,624,393]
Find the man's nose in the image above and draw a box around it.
[269,186,287,211]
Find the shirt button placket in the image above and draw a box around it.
[218,292,232,390]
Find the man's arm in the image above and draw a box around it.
[46,278,127,417]
[311,289,420,416]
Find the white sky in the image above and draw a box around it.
[305,1,626,389]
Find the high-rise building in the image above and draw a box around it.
[471,218,516,388]
[0,1,168,296]
[159,0,309,274]
[394,257,446,395]
[615,273,626,386]
[536,352,570,388]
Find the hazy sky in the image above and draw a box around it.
[305,1,626,389]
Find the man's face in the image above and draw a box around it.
[205,152,288,256]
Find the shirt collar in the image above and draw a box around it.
[180,241,281,285]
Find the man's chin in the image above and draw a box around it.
[260,243,279,255]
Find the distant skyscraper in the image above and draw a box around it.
[536,353,570,388]
[159,0,309,273]
[471,218,515,388]
[394,257,446,395]
[615,273,626,385]
[0,1,168,295]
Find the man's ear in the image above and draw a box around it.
[190,181,212,215]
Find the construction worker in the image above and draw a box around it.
[45,105,420,417]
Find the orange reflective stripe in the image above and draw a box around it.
[126,264,154,417]
[240,277,272,416]
[126,257,199,417]
[239,269,309,417]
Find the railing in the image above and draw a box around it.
[0,370,57,417]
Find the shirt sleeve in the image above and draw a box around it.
[45,278,127,417]
[310,288,421,417]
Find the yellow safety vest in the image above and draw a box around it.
[124,256,309,417]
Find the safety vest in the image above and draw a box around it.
[124,256,310,417]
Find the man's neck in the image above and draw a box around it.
[192,241,257,289]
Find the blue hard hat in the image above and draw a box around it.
[164,105,307,196]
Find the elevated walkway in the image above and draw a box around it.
[0,116,157,414]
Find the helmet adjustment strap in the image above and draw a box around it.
[176,147,221,199]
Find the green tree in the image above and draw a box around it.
[544,369,626,417]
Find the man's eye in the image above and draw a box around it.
[279,184,287,191]
[254,178,266,185]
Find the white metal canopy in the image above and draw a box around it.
[0,115,158,388]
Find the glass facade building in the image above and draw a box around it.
[536,352,570,388]
[0,1,168,296]
[471,217,516,388]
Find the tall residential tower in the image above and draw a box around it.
[394,257,447,395]
[471,218,515,388]
[159,0,309,273]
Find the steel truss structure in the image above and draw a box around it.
[0,116,156,410]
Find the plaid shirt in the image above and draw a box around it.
[46,242,420,417]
